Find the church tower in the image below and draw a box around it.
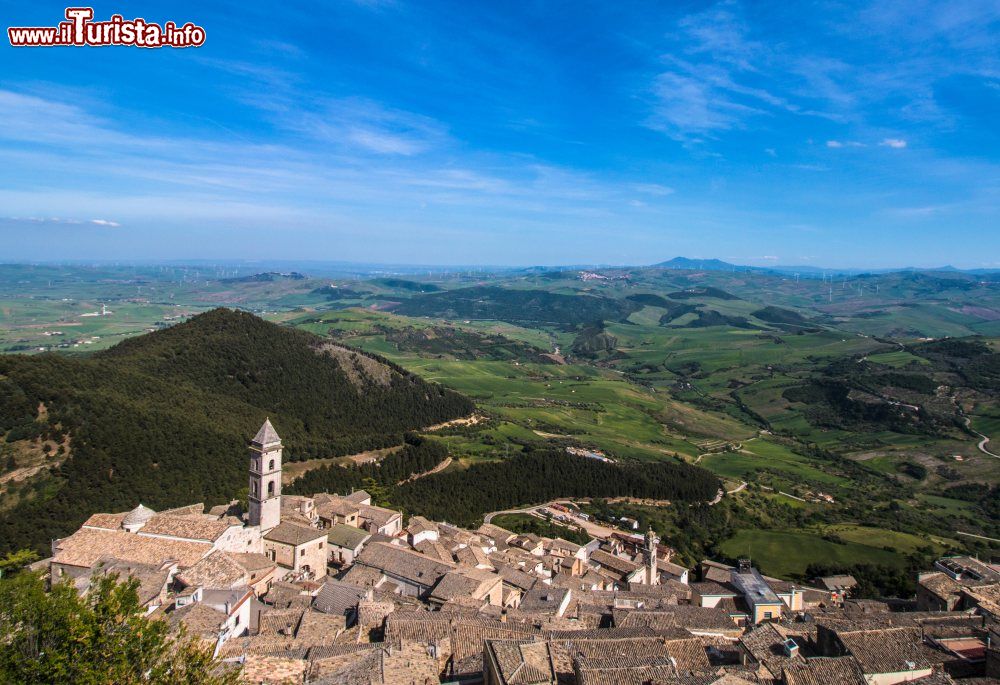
[643,527,660,586]
[248,419,282,532]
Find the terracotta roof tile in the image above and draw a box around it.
[265,521,327,546]
[139,514,236,542]
[82,512,127,530]
[53,527,211,569]
[782,657,866,685]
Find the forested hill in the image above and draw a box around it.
[392,286,640,326]
[0,308,473,554]
[289,445,720,528]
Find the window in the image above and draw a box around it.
[300,549,305,557]
[268,459,275,470]
[319,542,324,549]
[267,481,275,496]
[251,482,257,497]
[763,611,773,620]
[234,614,240,626]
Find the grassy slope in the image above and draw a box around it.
[2,265,998,570]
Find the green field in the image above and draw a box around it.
[719,528,907,578]
[699,439,849,488]
[824,524,955,553]
[2,263,998,574]
[971,414,1000,440]
[866,349,930,367]
[917,494,979,517]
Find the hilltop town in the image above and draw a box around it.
[35,420,1000,684]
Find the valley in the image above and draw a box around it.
[1,261,998,585]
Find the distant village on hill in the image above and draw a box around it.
[31,420,1000,684]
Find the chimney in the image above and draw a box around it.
[500,609,508,623]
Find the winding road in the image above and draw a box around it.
[484,502,622,539]
[964,417,1000,459]
[707,480,748,505]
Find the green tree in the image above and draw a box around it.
[0,572,240,684]
[0,548,39,577]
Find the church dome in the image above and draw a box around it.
[122,503,156,528]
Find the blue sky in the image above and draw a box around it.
[1,1,997,268]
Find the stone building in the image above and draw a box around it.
[248,418,283,533]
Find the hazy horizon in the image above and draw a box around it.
[2,1,997,267]
[0,255,997,274]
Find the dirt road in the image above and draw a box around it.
[397,457,453,485]
[484,501,619,539]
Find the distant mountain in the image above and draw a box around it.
[651,257,1000,279]
[221,271,307,282]
[369,278,442,293]
[0,309,473,554]
[653,257,743,272]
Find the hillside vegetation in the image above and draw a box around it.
[0,309,473,554]
[290,443,719,527]
[392,286,639,326]
[1,262,998,570]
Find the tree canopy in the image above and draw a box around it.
[0,308,473,555]
[0,572,238,684]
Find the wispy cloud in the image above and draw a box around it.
[1,216,119,227]
[0,88,695,245]
[0,1,996,266]
[243,91,450,156]
[634,183,676,196]
[883,205,948,218]
[645,2,836,142]
[645,0,999,151]
[826,138,907,149]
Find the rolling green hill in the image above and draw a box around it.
[392,286,639,327]
[1,263,998,572]
[0,309,474,554]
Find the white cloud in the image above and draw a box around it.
[880,138,907,148]
[647,71,751,138]
[884,204,946,217]
[0,88,706,241]
[250,95,450,157]
[634,183,676,196]
[826,140,844,148]
[1,215,119,227]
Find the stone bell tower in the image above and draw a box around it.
[248,418,282,532]
[643,527,660,586]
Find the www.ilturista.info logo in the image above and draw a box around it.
[8,8,206,48]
